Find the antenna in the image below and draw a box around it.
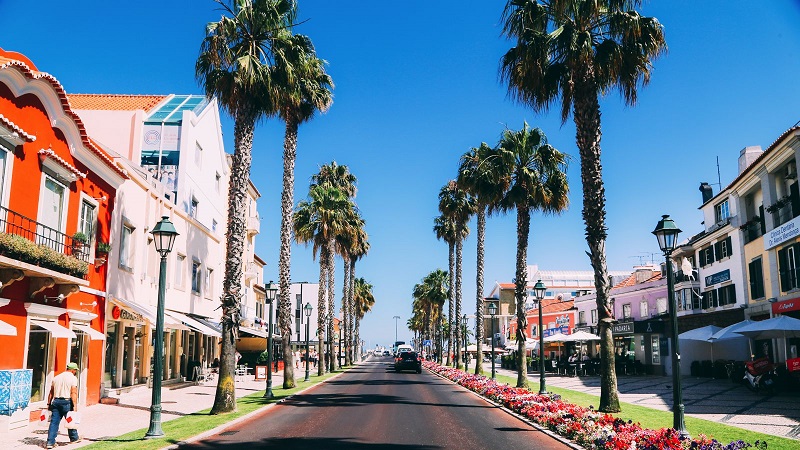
[629,255,646,265]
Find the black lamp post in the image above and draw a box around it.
[533,279,547,394]
[393,315,400,345]
[652,214,689,439]
[339,319,344,368]
[462,314,468,367]
[145,216,178,439]
[263,281,278,398]
[487,301,497,379]
[304,302,313,382]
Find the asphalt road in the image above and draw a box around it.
[180,355,573,450]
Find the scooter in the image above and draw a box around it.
[743,358,776,394]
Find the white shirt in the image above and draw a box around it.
[51,370,77,399]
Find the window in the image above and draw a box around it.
[530,324,537,337]
[205,268,214,299]
[195,142,203,167]
[590,309,597,325]
[717,284,736,306]
[212,219,218,233]
[749,258,765,300]
[191,260,201,294]
[119,224,134,269]
[578,311,585,325]
[79,200,96,246]
[37,176,66,247]
[778,243,800,292]
[175,254,186,288]
[714,200,730,223]
[640,300,649,318]
[190,197,198,219]
[714,236,733,261]
[622,304,631,319]
[700,246,715,267]
[656,298,667,315]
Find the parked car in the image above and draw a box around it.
[395,351,422,373]
[383,350,391,356]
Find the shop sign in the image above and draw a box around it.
[772,298,800,314]
[634,320,665,334]
[612,322,634,335]
[788,357,800,373]
[704,269,730,286]
[544,326,570,337]
[112,305,144,323]
[766,215,800,250]
[555,315,570,326]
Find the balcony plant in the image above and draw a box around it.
[0,232,88,278]
[765,195,792,214]
[96,241,111,255]
[738,215,761,231]
[72,231,88,245]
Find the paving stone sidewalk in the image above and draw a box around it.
[2,373,282,449]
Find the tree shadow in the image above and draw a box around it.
[281,392,496,410]
[179,436,442,449]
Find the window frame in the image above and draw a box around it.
[191,259,201,294]
[714,200,730,223]
[118,222,135,271]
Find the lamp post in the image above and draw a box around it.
[304,302,313,382]
[263,281,278,399]
[462,315,468,367]
[393,315,400,345]
[339,319,344,368]
[652,214,689,439]
[533,279,547,394]
[487,301,497,380]
[144,216,178,439]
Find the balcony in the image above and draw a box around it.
[767,193,800,228]
[243,261,260,282]
[247,214,260,235]
[740,218,764,244]
[0,205,88,295]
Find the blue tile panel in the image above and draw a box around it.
[0,369,33,416]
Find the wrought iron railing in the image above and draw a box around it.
[0,205,89,262]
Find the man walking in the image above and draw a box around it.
[46,362,80,448]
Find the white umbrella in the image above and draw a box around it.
[679,325,723,361]
[734,316,800,363]
[543,332,571,342]
[564,330,601,342]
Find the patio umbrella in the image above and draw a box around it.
[544,332,570,357]
[678,325,722,361]
[563,330,601,357]
[734,315,800,362]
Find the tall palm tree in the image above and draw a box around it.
[347,223,369,362]
[496,123,569,388]
[312,162,357,372]
[457,142,508,376]
[421,269,448,356]
[293,184,353,376]
[196,0,296,413]
[438,182,475,369]
[353,277,375,358]
[499,0,665,411]
[337,211,365,366]
[273,32,334,387]
[433,215,456,365]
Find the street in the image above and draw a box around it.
[180,356,572,450]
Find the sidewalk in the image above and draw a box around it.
[468,360,800,440]
[2,372,282,449]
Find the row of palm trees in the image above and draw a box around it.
[294,162,373,376]
[424,0,666,413]
[409,269,449,362]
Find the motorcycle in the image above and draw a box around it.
[743,358,777,394]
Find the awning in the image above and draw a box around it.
[165,310,222,338]
[239,326,267,338]
[31,319,76,339]
[0,319,17,336]
[110,297,187,330]
[72,323,105,340]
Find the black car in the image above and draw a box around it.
[395,351,422,373]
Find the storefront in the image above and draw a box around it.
[612,320,666,375]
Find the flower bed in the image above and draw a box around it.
[422,360,766,450]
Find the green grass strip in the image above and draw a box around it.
[82,368,350,450]
[488,371,797,450]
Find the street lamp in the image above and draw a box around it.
[462,315,468,367]
[339,318,344,368]
[393,315,400,345]
[145,216,178,439]
[304,302,313,382]
[263,281,278,399]
[487,301,498,380]
[533,279,547,395]
[652,214,689,439]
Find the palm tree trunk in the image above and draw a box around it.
[350,260,358,362]
[317,246,328,376]
[212,112,255,414]
[446,241,455,366]
[475,207,485,375]
[514,206,529,389]
[327,239,337,371]
[343,258,352,366]
[574,74,619,413]
[455,237,463,370]
[279,118,300,389]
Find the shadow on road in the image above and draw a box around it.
[282,392,497,410]
[181,437,442,449]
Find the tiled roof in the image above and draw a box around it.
[68,94,167,112]
[612,272,662,289]
[526,298,574,317]
[0,113,36,141]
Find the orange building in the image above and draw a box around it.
[0,49,126,431]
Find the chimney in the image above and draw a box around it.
[738,146,763,174]
[699,182,713,204]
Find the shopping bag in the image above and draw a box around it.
[37,409,50,429]
[65,411,81,429]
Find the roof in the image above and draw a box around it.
[68,94,167,112]
[613,271,663,289]
[526,298,575,317]
[145,95,209,124]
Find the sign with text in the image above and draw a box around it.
[772,298,800,314]
[255,365,268,380]
[787,358,800,373]
[612,322,634,335]
[705,269,730,286]
[766,215,800,250]
[544,326,570,337]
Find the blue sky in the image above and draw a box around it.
[2,1,800,348]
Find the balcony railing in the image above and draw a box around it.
[0,205,89,263]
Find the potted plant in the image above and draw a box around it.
[71,232,87,257]
[95,241,111,265]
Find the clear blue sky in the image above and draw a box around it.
[3,1,800,349]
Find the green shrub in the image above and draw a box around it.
[96,241,111,254]
[0,232,87,278]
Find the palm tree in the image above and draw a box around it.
[196,0,296,413]
[499,0,665,412]
[438,182,475,369]
[293,184,353,376]
[457,142,508,376]
[433,215,456,365]
[312,162,357,372]
[353,277,375,358]
[337,211,365,366]
[273,32,334,387]
[496,123,569,388]
[421,269,448,357]
[347,223,369,362]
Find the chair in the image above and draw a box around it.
[235,365,248,382]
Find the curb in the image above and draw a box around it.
[162,364,357,449]
[425,366,584,450]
